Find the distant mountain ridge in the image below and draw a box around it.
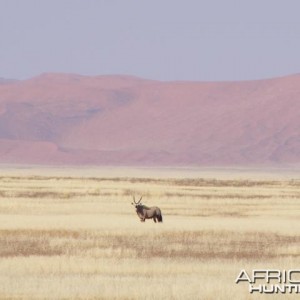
[0,73,299,166]
[0,78,18,84]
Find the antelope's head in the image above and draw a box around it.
[131,196,143,210]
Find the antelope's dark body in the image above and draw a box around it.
[131,196,163,223]
[135,204,163,223]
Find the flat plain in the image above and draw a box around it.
[0,167,300,299]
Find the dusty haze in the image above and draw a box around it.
[0,73,299,167]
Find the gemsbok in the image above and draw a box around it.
[131,196,163,223]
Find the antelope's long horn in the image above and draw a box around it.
[137,196,143,204]
[133,196,137,204]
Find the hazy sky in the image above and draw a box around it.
[1,0,300,81]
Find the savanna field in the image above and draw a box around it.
[0,167,300,299]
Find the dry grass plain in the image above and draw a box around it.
[0,167,300,299]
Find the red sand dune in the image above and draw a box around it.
[0,73,299,166]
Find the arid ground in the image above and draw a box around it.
[0,167,299,299]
